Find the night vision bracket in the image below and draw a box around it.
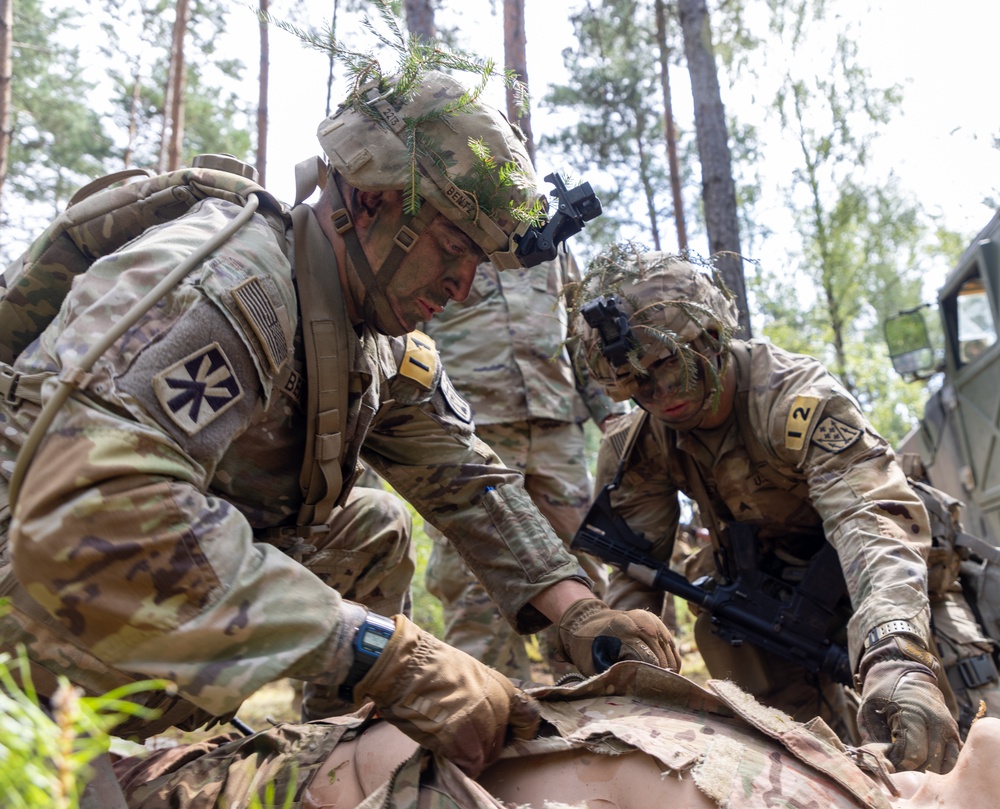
[581,294,636,368]
[514,173,602,267]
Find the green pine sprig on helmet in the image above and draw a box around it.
[269,0,543,256]
[568,243,739,409]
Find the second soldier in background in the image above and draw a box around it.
[423,252,626,680]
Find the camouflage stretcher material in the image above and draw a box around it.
[113,661,892,809]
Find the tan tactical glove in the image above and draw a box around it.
[857,635,961,773]
[350,615,540,777]
[556,597,682,677]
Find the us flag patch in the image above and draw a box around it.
[811,416,862,453]
[153,343,244,435]
[231,276,288,373]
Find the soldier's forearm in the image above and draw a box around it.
[529,579,596,625]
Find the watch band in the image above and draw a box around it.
[864,619,923,650]
[338,612,396,700]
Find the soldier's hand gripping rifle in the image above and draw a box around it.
[572,484,853,685]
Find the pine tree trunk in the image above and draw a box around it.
[502,0,534,163]
[325,0,338,117]
[124,60,142,170]
[257,0,269,184]
[163,0,190,172]
[404,0,436,40]
[0,0,13,217]
[677,0,750,337]
[654,0,687,251]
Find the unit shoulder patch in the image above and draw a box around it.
[811,416,863,453]
[153,342,244,435]
[439,370,472,423]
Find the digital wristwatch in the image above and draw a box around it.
[338,612,396,700]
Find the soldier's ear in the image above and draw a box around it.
[351,189,405,232]
[353,189,385,222]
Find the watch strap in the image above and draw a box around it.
[864,619,924,650]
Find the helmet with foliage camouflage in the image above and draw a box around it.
[571,245,739,409]
[317,69,543,271]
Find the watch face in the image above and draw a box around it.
[361,629,392,655]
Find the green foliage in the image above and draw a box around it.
[96,0,253,169]
[0,644,168,809]
[407,507,444,639]
[260,0,536,223]
[2,0,115,246]
[181,64,253,163]
[541,0,675,254]
[754,0,959,436]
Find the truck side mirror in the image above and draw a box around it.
[885,308,938,381]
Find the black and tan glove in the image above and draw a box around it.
[556,597,682,677]
[349,614,540,777]
[857,634,961,773]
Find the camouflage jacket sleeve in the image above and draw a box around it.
[10,200,351,715]
[749,342,932,670]
[360,334,587,634]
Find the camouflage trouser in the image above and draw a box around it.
[930,585,1000,737]
[113,715,368,809]
[425,419,608,682]
[0,483,413,735]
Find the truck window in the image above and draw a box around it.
[956,276,996,365]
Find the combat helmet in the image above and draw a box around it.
[318,69,541,268]
[572,245,739,414]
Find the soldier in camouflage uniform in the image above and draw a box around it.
[569,246,963,774]
[110,662,999,808]
[422,251,626,681]
[0,72,680,777]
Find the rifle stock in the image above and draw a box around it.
[572,485,853,686]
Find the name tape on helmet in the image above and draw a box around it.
[368,93,406,135]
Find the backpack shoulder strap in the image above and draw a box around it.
[290,203,350,529]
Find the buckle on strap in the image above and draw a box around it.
[0,366,21,404]
[950,652,999,690]
[393,225,419,253]
[864,619,923,650]
[330,207,353,234]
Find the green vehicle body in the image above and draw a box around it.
[885,210,1000,545]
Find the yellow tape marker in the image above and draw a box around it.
[785,395,821,451]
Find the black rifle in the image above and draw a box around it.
[572,484,853,685]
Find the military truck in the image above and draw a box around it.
[885,209,1000,545]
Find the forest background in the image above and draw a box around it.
[2,3,1000,796]
[2,0,1000,632]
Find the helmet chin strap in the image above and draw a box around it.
[326,174,439,335]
